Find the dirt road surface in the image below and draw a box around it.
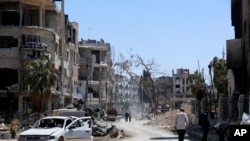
[96,118,198,141]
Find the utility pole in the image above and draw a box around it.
[60,0,65,108]
[85,61,88,109]
[141,81,143,118]
[85,57,91,108]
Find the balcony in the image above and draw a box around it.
[0,26,19,36]
[20,42,48,51]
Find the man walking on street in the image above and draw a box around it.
[175,107,189,141]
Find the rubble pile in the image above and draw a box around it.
[94,125,130,141]
[145,104,193,131]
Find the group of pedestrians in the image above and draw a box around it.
[175,107,229,141]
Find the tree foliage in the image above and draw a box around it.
[209,57,227,95]
[190,69,206,100]
[115,51,161,113]
[23,55,58,112]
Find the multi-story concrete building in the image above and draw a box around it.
[0,0,78,115]
[226,0,250,117]
[154,76,173,111]
[227,0,250,96]
[114,74,140,113]
[78,39,112,110]
[63,21,79,107]
[129,76,140,108]
[171,68,194,108]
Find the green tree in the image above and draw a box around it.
[190,69,207,117]
[123,100,131,110]
[209,56,227,101]
[190,70,206,100]
[23,55,58,112]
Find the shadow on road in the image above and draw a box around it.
[150,136,199,140]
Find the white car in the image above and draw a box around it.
[18,116,93,141]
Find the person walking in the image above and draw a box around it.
[125,112,129,122]
[199,108,210,141]
[128,112,131,122]
[175,107,189,141]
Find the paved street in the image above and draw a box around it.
[109,118,199,141]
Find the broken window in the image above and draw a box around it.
[0,69,18,90]
[2,10,20,26]
[0,36,18,48]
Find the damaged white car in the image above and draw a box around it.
[18,116,93,141]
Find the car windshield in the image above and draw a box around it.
[35,118,65,128]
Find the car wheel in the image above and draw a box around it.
[58,136,64,141]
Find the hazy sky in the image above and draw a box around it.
[63,0,234,78]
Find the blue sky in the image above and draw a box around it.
[63,0,234,78]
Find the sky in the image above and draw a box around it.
[62,0,234,78]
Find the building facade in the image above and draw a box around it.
[114,74,140,114]
[154,76,173,111]
[78,39,112,110]
[225,0,250,119]
[171,68,194,109]
[0,0,78,116]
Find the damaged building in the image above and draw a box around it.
[0,0,79,116]
[78,39,113,110]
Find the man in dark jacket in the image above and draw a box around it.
[199,108,210,141]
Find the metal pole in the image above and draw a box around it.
[141,82,143,117]
[85,59,88,109]
[60,0,65,108]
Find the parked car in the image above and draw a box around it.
[18,116,93,141]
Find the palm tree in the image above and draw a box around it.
[23,55,58,112]
[190,70,207,115]
[208,56,227,119]
[190,70,206,100]
[210,56,227,101]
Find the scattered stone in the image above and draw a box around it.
[109,125,119,138]
[116,130,124,139]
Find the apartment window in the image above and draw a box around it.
[65,51,69,60]
[55,45,58,54]
[2,11,19,26]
